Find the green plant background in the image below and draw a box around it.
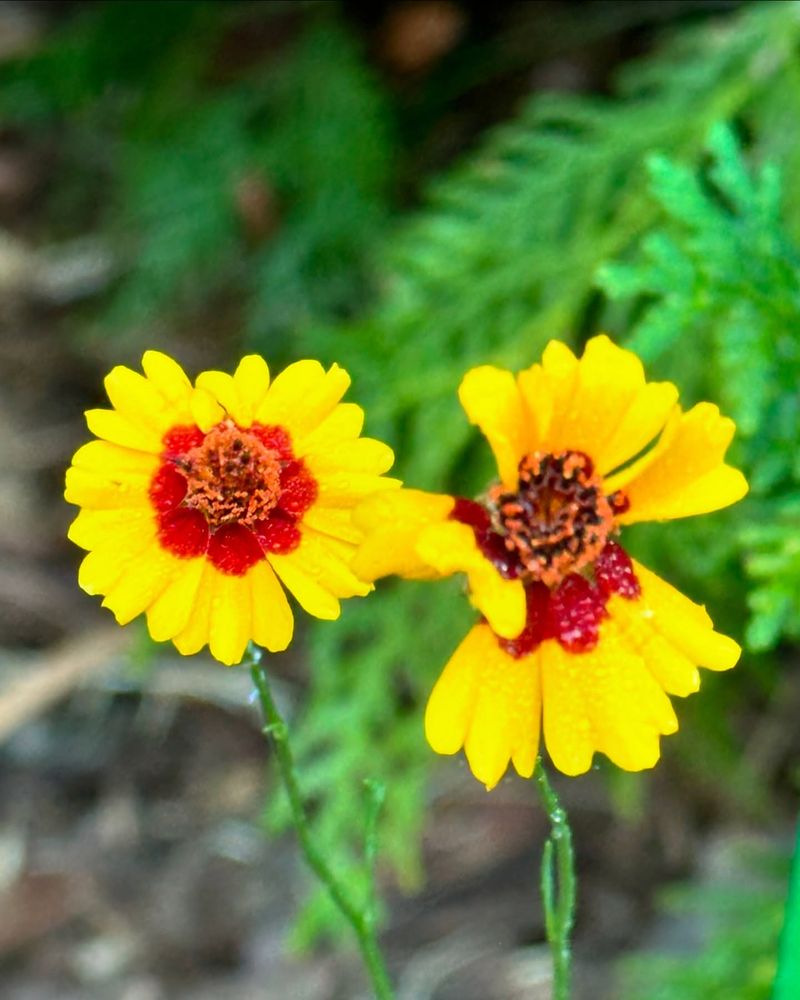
[6,1,800,993]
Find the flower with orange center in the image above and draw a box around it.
[352,335,748,788]
[65,352,398,665]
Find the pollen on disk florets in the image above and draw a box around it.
[448,449,639,657]
[181,419,282,530]
[488,450,614,587]
[149,418,318,574]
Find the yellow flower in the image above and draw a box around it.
[66,352,397,665]
[353,335,747,788]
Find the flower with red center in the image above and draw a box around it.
[352,335,748,788]
[65,352,398,665]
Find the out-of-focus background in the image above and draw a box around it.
[1,1,799,997]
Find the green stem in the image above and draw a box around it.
[362,778,387,932]
[248,650,394,1000]
[773,817,800,999]
[534,762,576,1000]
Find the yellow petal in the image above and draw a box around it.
[65,442,156,509]
[541,624,677,776]
[599,383,678,475]
[141,350,193,411]
[286,528,370,600]
[207,571,253,666]
[633,561,741,672]
[305,437,394,476]
[84,408,163,453]
[297,403,364,454]
[351,489,453,581]
[466,558,526,641]
[172,561,217,656]
[425,628,480,756]
[65,465,152,509]
[233,355,270,416]
[465,644,541,789]
[189,386,225,432]
[425,623,541,790]
[69,440,159,477]
[162,565,256,667]
[256,361,351,443]
[581,618,679,769]
[416,520,526,639]
[315,471,401,509]
[511,716,539,780]
[250,560,294,653]
[607,594,700,697]
[195,359,271,428]
[458,365,525,488]
[101,542,183,626]
[78,548,128,596]
[516,362,552,455]
[465,694,516,789]
[316,530,360,566]
[268,551,341,621]
[195,370,247,425]
[611,403,748,522]
[354,488,451,531]
[537,336,679,474]
[538,339,579,445]
[540,640,595,776]
[68,506,157,551]
[76,515,159,594]
[302,506,363,545]
[146,558,207,642]
[104,365,174,435]
[539,336,618,456]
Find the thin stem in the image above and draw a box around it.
[534,761,576,1000]
[248,649,394,1000]
[362,779,387,931]
[540,837,556,943]
[774,817,800,999]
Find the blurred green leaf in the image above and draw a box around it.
[619,839,788,1000]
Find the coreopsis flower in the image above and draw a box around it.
[353,335,748,788]
[66,352,397,665]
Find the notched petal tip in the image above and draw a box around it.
[616,401,748,524]
[426,624,542,789]
[326,361,351,389]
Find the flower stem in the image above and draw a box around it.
[534,762,576,1000]
[774,816,800,999]
[248,650,394,1000]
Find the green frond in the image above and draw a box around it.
[598,121,800,654]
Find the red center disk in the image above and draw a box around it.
[149,421,317,575]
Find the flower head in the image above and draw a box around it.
[353,335,747,787]
[66,352,397,665]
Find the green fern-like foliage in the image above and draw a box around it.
[111,16,394,339]
[0,3,395,345]
[598,122,800,651]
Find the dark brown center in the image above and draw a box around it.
[488,450,614,587]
